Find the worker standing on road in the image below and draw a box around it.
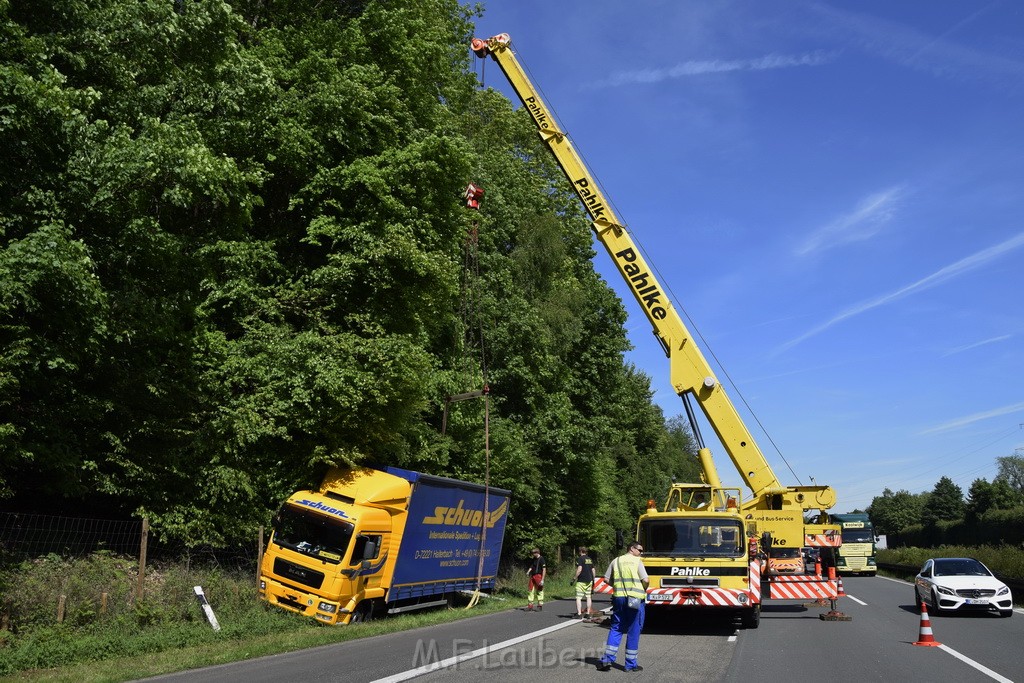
[597,542,649,672]
[526,547,546,611]
[573,546,595,618]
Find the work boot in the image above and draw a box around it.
[537,604,543,611]
[526,604,533,611]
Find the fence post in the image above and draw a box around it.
[57,595,66,624]
[257,525,264,585]
[136,517,149,604]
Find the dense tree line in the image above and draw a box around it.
[868,454,1024,542]
[0,1,701,554]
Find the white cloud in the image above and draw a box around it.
[796,186,904,256]
[591,51,835,88]
[941,334,1011,357]
[921,401,1024,435]
[776,231,1024,354]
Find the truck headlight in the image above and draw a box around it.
[318,602,337,613]
[867,558,876,566]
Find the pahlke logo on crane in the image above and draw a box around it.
[614,247,668,321]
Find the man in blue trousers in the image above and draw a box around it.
[597,541,649,672]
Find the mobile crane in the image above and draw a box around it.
[471,33,842,627]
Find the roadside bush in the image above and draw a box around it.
[879,544,1024,578]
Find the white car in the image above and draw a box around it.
[914,557,1013,617]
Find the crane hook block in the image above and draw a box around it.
[464,183,485,210]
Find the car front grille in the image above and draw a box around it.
[955,588,996,599]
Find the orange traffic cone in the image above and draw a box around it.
[913,601,942,647]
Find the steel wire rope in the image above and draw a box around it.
[462,66,497,604]
[511,42,804,484]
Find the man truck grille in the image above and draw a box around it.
[274,558,325,589]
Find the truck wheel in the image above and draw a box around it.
[742,606,760,629]
[350,601,374,623]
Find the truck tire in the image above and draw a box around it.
[350,601,375,623]
[742,606,760,629]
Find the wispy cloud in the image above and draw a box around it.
[942,334,1011,357]
[807,2,1024,84]
[921,400,1024,435]
[776,232,1024,354]
[590,51,835,88]
[796,186,904,256]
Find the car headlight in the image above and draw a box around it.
[936,585,957,596]
[997,586,1010,596]
[318,601,337,613]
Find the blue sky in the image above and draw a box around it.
[471,1,1024,513]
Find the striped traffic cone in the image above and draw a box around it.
[837,576,846,597]
[913,601,942,647]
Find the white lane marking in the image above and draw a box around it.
[370,617,586,682]
[877,574,1020,677]
[938,644,1014,683]
[844,594,867,606]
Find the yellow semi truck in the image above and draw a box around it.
[259,466,509,624]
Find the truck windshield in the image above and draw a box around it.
[272,505,354,564]
[639,518,744,558]
[842,529,873,544]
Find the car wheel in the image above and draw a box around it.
[930,590,944,615]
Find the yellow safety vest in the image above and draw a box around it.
[613,555,645,601]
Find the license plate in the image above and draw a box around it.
[964,598,987,605]
[648,594,674,602]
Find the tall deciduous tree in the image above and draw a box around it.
[922,476,965,524]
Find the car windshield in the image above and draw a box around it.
[933,558,990,577]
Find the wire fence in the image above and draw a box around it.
[0,512,262,567]
[0,512,267,629]
[0,512,143,560]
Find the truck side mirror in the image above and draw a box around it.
[615,529,625,550]
[760,531,773,550]
[363,539,378,560]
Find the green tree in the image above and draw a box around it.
[868,488,926,534]
[995,452,1024,495]
[922,476,964,524]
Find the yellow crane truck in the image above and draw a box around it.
[471,33,841,628]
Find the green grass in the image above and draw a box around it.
[2,592,523,683]
[0,554,583,682]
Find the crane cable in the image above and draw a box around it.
[451,183,493,609]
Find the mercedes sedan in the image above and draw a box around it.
[914,557,1013,617]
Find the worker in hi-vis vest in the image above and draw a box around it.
[597,541,649,672]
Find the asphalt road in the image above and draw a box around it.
[143,577,1024,683]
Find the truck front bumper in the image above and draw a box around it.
[259,576,347,624]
